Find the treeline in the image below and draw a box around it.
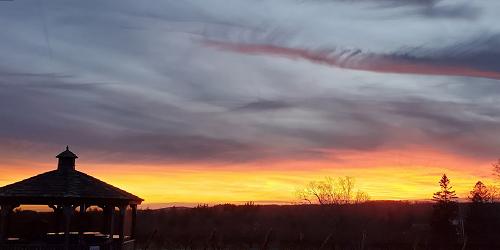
[135,202,436,249]
[133,201,500,250]
[9,201,500,249]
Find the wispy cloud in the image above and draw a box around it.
[204,39,500,80]
[0,0,500,166]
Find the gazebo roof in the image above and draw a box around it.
[56,146,78,159]
[0,147,143,206]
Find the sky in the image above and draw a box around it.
[1,0,500,206]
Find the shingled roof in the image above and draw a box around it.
[0,147,143,205]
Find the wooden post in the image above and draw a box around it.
[0,204,17,243]
[49,205,62,235]
[101,205,109,235]
[118,205,126,250]
[109,206,115,250]
[78,204,86,249]
[0,205,9,243]
[63,205,73,250]
[131,204,137,240]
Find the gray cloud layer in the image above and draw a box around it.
[0,0,499,165]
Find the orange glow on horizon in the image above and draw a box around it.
[1,147,497,207]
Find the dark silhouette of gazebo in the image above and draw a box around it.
[0,147,143,250]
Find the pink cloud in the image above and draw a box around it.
[204,40,500,80]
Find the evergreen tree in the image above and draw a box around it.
[432,174,458,203]
[430,174,459,249]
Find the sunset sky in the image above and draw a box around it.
[1,0,500,206]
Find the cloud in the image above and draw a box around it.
[203,39,500,80]
[398,34,500,73]
[419,3,481,19]
[2,62,500,165]
[1,0,500,166]
[302,0,438,6]
[316,0,481,20]
[233,100,294,112]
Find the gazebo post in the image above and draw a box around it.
[63,205,73,250]
[131,204,137,240]
[101,205,108,235]
[118,205,127,248]
[49,205,63,235]
[0,204,9,243]
[78,204,86,248]
[108,206,115,248]
[0,204,18,243]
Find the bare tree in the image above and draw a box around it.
[296,176,370,205]
[487,159,500,201]
[337,176,355,204]
[492,159,500,178]
[355,190,370,204]
[295,178,335,205]
[468,181,492,203]
[487,185,500,201]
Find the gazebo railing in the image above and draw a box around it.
[121,240,135,250]
[0,239,135,250]
[0,244,68,250]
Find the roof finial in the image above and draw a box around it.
[56,146,78,171]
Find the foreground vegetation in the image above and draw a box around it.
[132,201,500,250]
[7,200,500,249]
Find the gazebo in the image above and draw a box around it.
[0,147,143,250]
